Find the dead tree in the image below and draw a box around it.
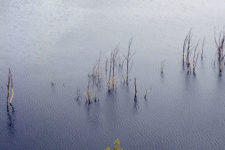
[125,38,135,85]
[183,30,192,73]
[192,42,199,74]
[111,46,119,90]
[76,88,80,100]
[50,76,54,86]
[186,33,192,73]
[96,53,101,84]
[160,60,166,74]
[7,68,14,112]
[107,56,112,92]
[183,32,189,64]
[144,90,148,100]
[201,37,205,60]
[93,87,98,102]
[214,31,225,73]
[105,58,108,77]
[6,70,10,111]
[86,77,91,104]
[134,78,137,98]
[106,46,119,92]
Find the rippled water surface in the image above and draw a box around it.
[1,0,225,149]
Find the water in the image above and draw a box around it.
[0,0,225,149]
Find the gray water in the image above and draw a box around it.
[1,0,225,149]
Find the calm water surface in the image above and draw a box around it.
[0,0,225,149]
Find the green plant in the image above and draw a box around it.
[105,138,123,150]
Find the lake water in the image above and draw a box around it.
[1,0,225,149]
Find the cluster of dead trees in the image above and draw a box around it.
[105,38,135,93]
[182,30,225,75]
[74,38,145,105]
[182,30,205,75]
[214,31,225,74]
[75,30,224,106]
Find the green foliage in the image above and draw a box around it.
[106,138,123,150]
[105,147,111,150]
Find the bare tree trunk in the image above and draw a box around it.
[125,38,134,85]
[215,31,225,74]
[134,78,137,98]
[111,47,118,90]
[7,68,13,111]
[201,38,205,60]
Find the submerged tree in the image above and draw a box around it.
[201,37,205,60]
[125,38,135,85]
[106,46,119,92]
[214,31,225,74]
[134,78,137,98]
[160,60,166,74]
[182,30,192,73]
[111,46,119,90]
[86,77,91,104]
[7,68,14,112]
[192,42,199,74]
